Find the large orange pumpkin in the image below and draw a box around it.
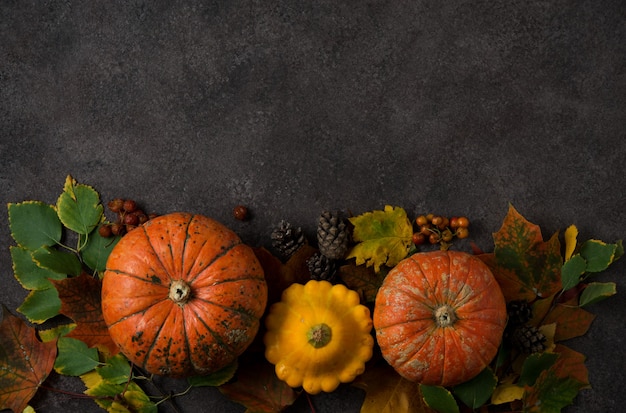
[373,250,507,387]
[101,212,267,377]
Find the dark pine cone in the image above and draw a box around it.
[511,325,547,354]
[317,210,350,260]
[307,252,337,282]
[507,300,533,326]
[271,220,306,260]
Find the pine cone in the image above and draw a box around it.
[307,252,337,281]
[317,211,350,260]
[271,220,306,260]
[511,325,546,354]
[507,300,533,326]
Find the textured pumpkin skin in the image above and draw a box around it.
[373,250,507,387]
[101,212,267,378]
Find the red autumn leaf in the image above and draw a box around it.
[486,205,563,301]
[219,357,300,412]
[51,273,119,356]
[253,245,316,307]
[553,344,589,387]
[541,302,596,342]
[0,305,57,412]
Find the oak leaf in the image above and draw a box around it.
[347,206,413,272]
[0,306,57,413]
[51,273,119,356]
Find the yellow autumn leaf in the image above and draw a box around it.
[491,383,525,405]
[347,205,413,272]
[564,225,578,261]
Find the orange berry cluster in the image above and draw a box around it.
[412,213,470,249]
[98,198,157,237]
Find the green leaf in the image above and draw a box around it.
[452,368,497,409]
[579,239,617,272]
[347,205,413,272]
[10,246,66,290]
[17,288,61,324]
[38,323,76,343]
[81,370,157,413]
[560,254,587,291]
[518,352,559,387]
[8,202,62,250]
[188,359,238,387]
[579,282,617,307]
[56,175,103,236]
[32,246,82,276]
[81,230,121,274]
[420,385,460,413]
[54,337,100,376]
[96,354,131,385]
[523,368,583,413]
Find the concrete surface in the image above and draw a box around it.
[1,1,624,412]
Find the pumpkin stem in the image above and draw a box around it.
[169,279,191,305]
[434,305,457,328]
[307,323,332,348]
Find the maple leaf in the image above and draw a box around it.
[480,204,563,302]
[0,305,57,413]
[219,357,299,412]
[51,273,119,356]
[347,205,413,273]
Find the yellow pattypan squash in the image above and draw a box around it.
[264,280,374,394]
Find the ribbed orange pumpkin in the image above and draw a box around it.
[373,250,507,387]
[101,212,267,377]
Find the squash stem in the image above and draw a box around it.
[169,279,191,305]
[434,304,457,328]
[307,323,332,348]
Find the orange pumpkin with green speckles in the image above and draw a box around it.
[101,212,267,377]
[373,250,507,386]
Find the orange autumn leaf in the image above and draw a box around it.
[483,205,563,302]
[51,273,119,356]
[0,306,57,412]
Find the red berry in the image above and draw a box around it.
[123,199,137,213]
[449,217,459,229]
[98,224,113,238]
[124,213,139,226]
[412,232,426,245]
[441,229,453,242]
[107,199,124,213]
[111,223,125,236]
[431,216,443,227]
[429,233,441,244]
[456,227,470,239]
[233,205,249,221]
[415,215,428,227]
[457,217,470,228]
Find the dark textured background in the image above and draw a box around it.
[1,1,624,412]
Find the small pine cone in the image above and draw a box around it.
[507,300,533,326]
[271,220,306,260]
[317,211,350,260]
[511,325,546,354]
[307,252,337,281]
